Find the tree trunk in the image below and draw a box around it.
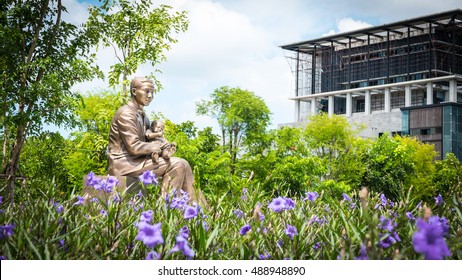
[221,129,226,153]
[4,124,26,205]
[2,126,6,171]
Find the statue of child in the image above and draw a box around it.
[146,120,176,162]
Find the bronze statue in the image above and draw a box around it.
[107,77,199,204]
[146,120,177,162]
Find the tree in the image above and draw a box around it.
[432,153,461,203]
[361,134,417,200]
[63,90,123,187]
[86,0,189,95]
[0,0,100,203]
[196,86,271,173]
[303,113,368,186]
[20,132,71,199]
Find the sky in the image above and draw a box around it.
[62,0,461,136]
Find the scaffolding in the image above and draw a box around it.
[282,9,462,101]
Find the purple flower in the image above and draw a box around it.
[100,210,107,216]
[378,216,401,248]
[284,224,298,240]
[268,197,286,212]
[439,217,450,236]
[412,217,451,260]
[258,253,271,260]
[304,191,319,202]
[375,193,388,209]
[284,197,296,210]
[55,204,64,213]
[309,215,327,225]
[86,172,101,187]
[73,196,85,206]
[170,235,195,259]
[233,209,244,218]
[202,221,209,231]
[257,212,265,221]
[0,196,3,204]
[136,190,144,199]
[355,244,369,260]
[146,251,160,260]
[379,216,396,232]
[0,224,15,239]
[136,222,163,248]
[112,193,122,204]
[105,176,119,193]
[139,170,158,185]
[268,196,295,212]
[313,242,323,251]
[277,240,283,247]
[406,212,416,222]
[241,188,248,201]
[434,194,443,206]
[239,224,252,235]
[342,193,351,202]
[166,190,189,210]
[380,193,387,206]
[184,205,198,220]
[140,210,154,223]
[179,226,190,239]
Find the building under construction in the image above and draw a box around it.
[281,9,462,160]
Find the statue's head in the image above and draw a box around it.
[151,120,165,132]
[130,77,155,107]
[130,77,154,97]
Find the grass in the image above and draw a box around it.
[0,171,461,260]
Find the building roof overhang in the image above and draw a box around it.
[280,9,462,52]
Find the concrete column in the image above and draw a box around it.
[365,90,371,115]
[294,100,300,122]
[311,97,317,115]
[449,79,457,102]
[405,85,411,107]
[346,93,352,116]
[328,95,334,116]
[384,88,391,112]
[426,82,433,105]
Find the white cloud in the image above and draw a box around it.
[322,17,373,37]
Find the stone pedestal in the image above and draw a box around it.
[82,175,144,204]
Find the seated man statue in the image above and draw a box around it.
[107,76,200,204]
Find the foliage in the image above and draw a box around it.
[361,133,415,200]
[432,153,462,199]
[0,0,101,202]
[303,113,368,186]
[86,0,189,94]
[362,134,440,202]
[196,86,271,173]
[63,91,124,188]
[161,120,232,194]
[399,136,438,202]
[73,90,124,136]
[19,132,71,199]
[0,173,461,260]
[314,180,352,200]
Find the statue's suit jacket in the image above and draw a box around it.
[108,101,161,176]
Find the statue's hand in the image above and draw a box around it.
[160,141,171,150]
